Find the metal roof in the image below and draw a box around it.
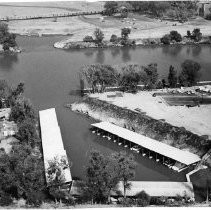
[92,122,201,166]
[39,108,72,185]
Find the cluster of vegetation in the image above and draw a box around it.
[0,80,46,207]
[186,28,202,42]
[77,150,136,204]
[81,59,201,93]
[0,80,73,207]
[0,22,17,51]
[83,27,135,47]
[161,30,182,45]
[167,60,201,88]
[161,28,203,45]
[103,1,198,21]
[79,96,210,156]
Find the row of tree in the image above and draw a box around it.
[161,28,203,45]
[81,59,201,93]
[103,1,198,21]
[0,22,17,51]
[83,27,134,46]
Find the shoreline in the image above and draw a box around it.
[54,36,211,50]
[68,94,211,157]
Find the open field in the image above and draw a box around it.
[89,91,211,139]
[1,2,211,43]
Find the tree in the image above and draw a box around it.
[9,96,36,124]
[170,30,182,42]
[110,34,118,43]
[168,65,177,88]
[192,28,202,42]
[17,118,38,146]
[47,156,72,204]
[179,59,201,87]
[119,64,143,92]
[103,1,118,16]
[81,64,119,93]
[111,151,136,198]
[93,28,104,45]
[84,150,119,204]
[83,35,94,43]
[143,63,159,89]
[121,28,131,41]
[0,22,17,51]
[136,191,151,207]
[161,34,171,45]
[0,143,46,206]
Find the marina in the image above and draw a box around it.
[91,122,201,172]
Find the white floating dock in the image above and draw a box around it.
[39,108,72,186]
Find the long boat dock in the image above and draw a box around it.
[39,108,72,186]
[91,122,201,172]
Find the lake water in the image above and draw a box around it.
[1,36,211,181]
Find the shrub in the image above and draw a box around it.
[83,36,94,43]
[110,34,118,43]
[120,197,135,207]
[0,194,13,206]
[170,30,182,42]
[187,30,191,37]
[150,197,164,205]
[161,34,171,44]
[136,190,151,207]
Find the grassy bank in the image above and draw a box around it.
[70,96,211,157]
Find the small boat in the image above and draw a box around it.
[92,130,96,133]
[149,156,153,159]
[156,159,160,162]
[124,145,128,148]
[142,153,146,157]
[113,140,116,143]
[118,142,122,146]
[97,133,100,136]
[107,137,111,140]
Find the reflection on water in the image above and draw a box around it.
[84,49,94,58]
[95,49,105,63]
[192,45,202,57]
[110,47,120,58]
[121,47,131,62]
[0,53,18,70]
[162,45,183,56]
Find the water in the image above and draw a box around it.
[1,36,211,181]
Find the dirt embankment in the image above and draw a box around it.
[70,96,211,157]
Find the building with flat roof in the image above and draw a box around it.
[39,108,72,186]
[91,122,201,170]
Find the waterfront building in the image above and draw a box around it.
[91,122,201,171]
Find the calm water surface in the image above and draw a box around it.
[1,36,211,181]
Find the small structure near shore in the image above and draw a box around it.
[91,122,201,172]
[39,108,72,186]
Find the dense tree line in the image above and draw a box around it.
[0,22,17,51]
[103,1,198,20]
[81,59,201,93]
[0,80,46,206]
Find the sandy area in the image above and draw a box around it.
[89,91,211,139]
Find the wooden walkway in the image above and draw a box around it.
[0,10,103,21]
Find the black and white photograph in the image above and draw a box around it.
[0,0,211,208]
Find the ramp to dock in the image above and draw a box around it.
[39,108,72,185]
